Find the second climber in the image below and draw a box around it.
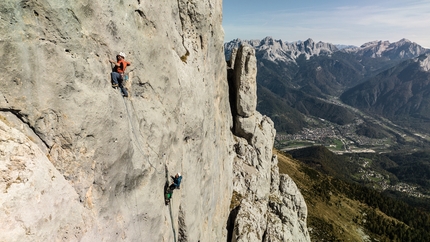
[171,173,182,190]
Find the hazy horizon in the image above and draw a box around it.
[223,0,430,48]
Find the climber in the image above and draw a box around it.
[164,184,173,205]
[109,52,130,97]
[170,173,182,190]
[164,173,182,205]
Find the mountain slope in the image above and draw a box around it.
[348,39,429,60]
[276,149,430,242]
[257,84,308,134]
[225,38,430,142]
[341,54,430,132]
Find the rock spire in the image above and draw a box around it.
[227,44,310,241]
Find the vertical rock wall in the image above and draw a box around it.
[1,0,310,241]
[1,0,232,241]
[227,45,310,242]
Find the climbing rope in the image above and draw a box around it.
[128,100,166,159]
[122,159,143,240]
[121,95,163,174]
[168,201,177,242]
[117,84,181,241]
[121,94,177,241]
[106,136,142,241]
[165,165,177,242]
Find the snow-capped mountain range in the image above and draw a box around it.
[344,38,429,59]
[225,37,338,63]
[224,36,430,136]
[225,37,429,64]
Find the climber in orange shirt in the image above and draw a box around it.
[109,52,130,97]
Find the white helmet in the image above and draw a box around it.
[177,173,181,177]
[118,52,126,58]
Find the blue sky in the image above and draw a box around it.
[223,0,430,47]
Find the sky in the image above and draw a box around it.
[222,0,430,47]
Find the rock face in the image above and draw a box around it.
[419,53,430,72]
[1,0,231,241]
[227,45,310,242]
[0,116,87,241]
[0,0,309,241]
[233,45,257,118]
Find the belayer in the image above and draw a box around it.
[165,172,182,205]
[109,52,130,97]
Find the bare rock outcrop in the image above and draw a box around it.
[1,0,231,241]
[1,0,310,241]
[0,118,88,241]
[233,45,258,118]
[230,45,259,142]
[228,45,310,242]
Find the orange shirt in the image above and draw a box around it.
[114,59,130,73]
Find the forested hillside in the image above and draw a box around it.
[276,149,430,242]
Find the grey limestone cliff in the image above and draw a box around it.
[0,0,309,241]
[227,45,310,242]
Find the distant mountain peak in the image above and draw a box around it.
[262,36,275,42]
[349,39,429,59]
[360,40,390,48]
[398,38,411,43]
[225,36,337,64]
[225,37,429,65]
[335,44,358,50]
[304,38,315,45]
